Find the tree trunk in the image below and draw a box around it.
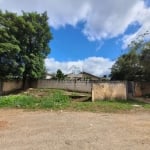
[22,70,28,90]
[0,80,3,96]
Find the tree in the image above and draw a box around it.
[139,42,150,81]
[0,11,23,80]
[15,12,52,87]
[0,11,52,87]
[111,32,150,81]
[56,69,65,80]
[111,52,143,81]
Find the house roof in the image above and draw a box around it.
[81,71,100,79]
[66,71,100,79]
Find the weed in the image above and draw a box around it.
[0,89,150,112]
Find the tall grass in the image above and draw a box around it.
[0,90,70,109]
[40,91,70,109]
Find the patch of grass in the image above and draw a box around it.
[0,95,36,108]
[68,98,150,113]
[0,90,70,109]
[0,89,150,112]
[143,104,150,109]
[69,100,133,113]
[40,91,70,109]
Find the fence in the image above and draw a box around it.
[0,80,23,95]
[31,80,92,93]
[32,80,128,100]
[0,79,149,100]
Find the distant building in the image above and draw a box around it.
[66,71,101,81]
[45,73,53,79]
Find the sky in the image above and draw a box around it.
[1,0,150,76]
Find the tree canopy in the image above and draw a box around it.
[0,10,52,83]
[0,11,22,79]
[111,34,150,81]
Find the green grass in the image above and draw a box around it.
[70,101,132,112]
[0,89,150,112]
[69,99,150,112]
[0,90,70,109]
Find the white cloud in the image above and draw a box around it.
[45,57,114,76]
[0,0,91,28]
[82,0,142,41]
[1,0,149,42]
[122,1,150,49]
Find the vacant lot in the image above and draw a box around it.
[0,109,150,150]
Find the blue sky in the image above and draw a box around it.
[50,22,141,61]
[50,24,121,61]
[1,0,150,76]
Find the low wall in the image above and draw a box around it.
[92,82,127,101]
[1,80,23,95]
[31,80,92,93]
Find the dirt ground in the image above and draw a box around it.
[0,109,150,150]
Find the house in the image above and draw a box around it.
[66,71,101,81]
[45,73,53,79]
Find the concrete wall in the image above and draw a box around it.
[141,82,150,96]
[134,82,150,97]
[133,82,142,97]
[0,79,149,100]
[92,82,127,101]
[32,80,92,93]
[31,80,132,100]
[0,80,23,95]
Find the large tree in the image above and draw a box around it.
[111,52,143,81]
[0,11,52,85]
[139,42,150,81]
[111,34,150,81]
[15,12,52,86]
[0,11,23,79]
